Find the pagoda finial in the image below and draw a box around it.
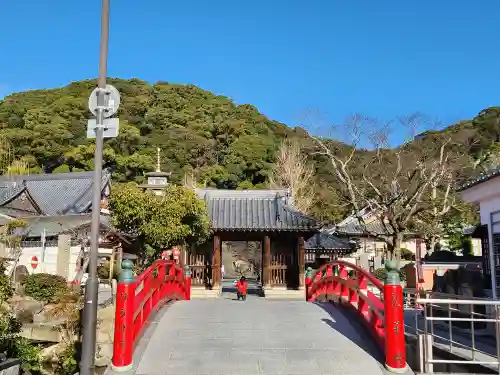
[156,147,161,172]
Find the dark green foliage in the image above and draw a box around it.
[0,263,12,301]
[0,262,41,371]
[462,237,474,257]
[55,343,78,375]
[373,268,387,281]
[425,250,458,262]
[400,248,414,261]
[373,267,406,282]
[23,273,68,302]
[97,260,119,280]
[0,78,295,184]
[0,79,344,220]
[109,183,211,263]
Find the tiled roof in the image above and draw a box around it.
[328,205,394,236]
[0,171,111,216]
[195,188,318,231]
[457,168,500,192]
[334,219,391,236]
[305,232,352,250]
[0,185,26,205]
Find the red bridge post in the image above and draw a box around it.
[305,267,312,299]
[111,260,136,372]
[184,265,191,300]
[383,260,408,373]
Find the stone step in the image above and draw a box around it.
[263,288,305,300]
[190,288,220,299]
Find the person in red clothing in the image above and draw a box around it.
[235,276,248,301]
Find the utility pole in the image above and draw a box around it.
[80,1,110,374]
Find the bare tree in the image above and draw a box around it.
[308,113,453,262]
[269,139,315,213]
[412,178,453,254]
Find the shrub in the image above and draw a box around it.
[373,267,406,282]
[425,250,457,262]
[462,237,474,257]
[56,343,78,375]
[97,265,109,280]
[23,273,68,302]
[97,261,119,280]
[400,248,414,261]
[0,263,41,371]
[0,261,12,300]
[374,267,387,281]
[9,337,42,373]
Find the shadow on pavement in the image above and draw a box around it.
[315,301,386,366]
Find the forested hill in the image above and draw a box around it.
[0,78,302,185]
[0,78,499,221]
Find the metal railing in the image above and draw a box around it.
[403,289,500,373]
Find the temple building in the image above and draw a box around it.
[191,188,319,294]
[136,152,355,295]
[0,170,129,283]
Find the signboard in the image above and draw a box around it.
[30,256,39,270]
[86,118,120,139]
[88,84,121,118]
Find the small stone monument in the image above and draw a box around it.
[13,265,29,295]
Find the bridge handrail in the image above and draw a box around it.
[306,260,407,373]
[306,261,385,346]
[133,260,186,342]
[314,259,384,290]
[111,259,191,371]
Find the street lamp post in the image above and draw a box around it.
[80,0,110,374]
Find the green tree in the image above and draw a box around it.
[108,183,211,263]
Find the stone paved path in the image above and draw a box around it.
[134,295,387,375]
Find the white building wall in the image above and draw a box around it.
[460,176,500,296]
[13,246,58,274]
[461,180,500,238]
[6,245,112,281]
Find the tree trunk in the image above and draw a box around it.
[392,232,404,264]
[426,236,437,256]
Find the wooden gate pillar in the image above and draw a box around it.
[298,236,305,288]
[212,235,221,289]
[263,235,271,287]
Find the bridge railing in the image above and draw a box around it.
[306,260,407,374]
[111,259,191,371]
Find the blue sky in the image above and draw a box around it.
[1,1,499,144]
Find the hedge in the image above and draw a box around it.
[23,273,68,302]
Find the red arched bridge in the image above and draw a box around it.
[108,259,412,375]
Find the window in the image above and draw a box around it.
[493,234,500,289]
[483,234,490,275]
